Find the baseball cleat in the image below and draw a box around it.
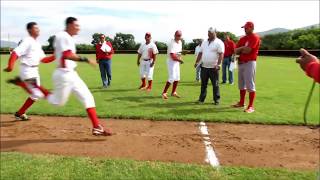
[231,102,245,108]
[14,112,29,121]
[171,92,181,98]
[162,93,168,99]
[6,76,22,85]
[244,107,255,113]
[146,88,152,92]
[92,125,112,136]
[139,86,147,90]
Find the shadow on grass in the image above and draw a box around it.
[107,95,160,103]
[1,139,106,149]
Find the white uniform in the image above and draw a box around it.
[137,42,159,80]
[45,31,95,108]
[14,36,46,100]
[167,39,182,83]
[199,38,225,68]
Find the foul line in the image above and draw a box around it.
[199,121,220,168]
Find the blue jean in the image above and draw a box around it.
[98,59,112,86]
[222,56,234,83]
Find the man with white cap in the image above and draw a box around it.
[232,21,261,113]
[162,30,184,99]
[137,32,159,91]
[194,27,224,105]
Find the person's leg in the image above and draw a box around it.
[106,60,112,86]
[199,67,209,102]
[222,58,228,83]
[139,61,147,89]
[245,61,257,110]
[211,68,220,103]
[98,60,108,87]
[162,60,173,98]
[171,62,180,96]
[146,61,154,90]
[227,57,234,84]
[233,63,246,107]
[196,64,201,81]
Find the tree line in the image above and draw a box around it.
[1,27,318,52]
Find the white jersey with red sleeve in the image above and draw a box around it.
[54,31,77,70]
[14,36,45,66]
[167,39,182,61]
[137,42,159,60]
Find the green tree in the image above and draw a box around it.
[47,35,55,50]
[113,33,136,50]
[154,41,167,51]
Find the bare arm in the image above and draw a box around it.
[194,52,202,68]
[137,53,142,66]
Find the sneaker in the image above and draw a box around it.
[213,101,219,105]
[146,87,152,92]
[162,93,168,99]
[229,82,234,85]
[195,100,204,104]
[244,107,255,113]
[221,82,226,84]
[102,85,108,89]
[14,112,29,121]
[92,125,112,136]
[171,92,181,98]
[231,102,245,108]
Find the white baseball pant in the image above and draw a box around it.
[20,64,43,101]
[167,59,180,83]
[139,60,154,80]
[46,69,96,108]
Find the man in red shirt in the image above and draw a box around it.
[222,34,236,84]
[95,34,114,88]
[232,21,261,113]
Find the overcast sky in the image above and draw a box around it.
[1,1,319,45]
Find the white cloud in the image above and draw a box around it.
[1,1,319,45]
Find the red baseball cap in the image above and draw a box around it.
[145,32,151,37]
[241,21,254,29]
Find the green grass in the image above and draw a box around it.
[0,152,317,180]
[0,54,319,125]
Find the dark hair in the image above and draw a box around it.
[65,17,77,26]
[26,22,37,30]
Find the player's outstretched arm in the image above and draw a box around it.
[296,48,320,83]
[41,55,55,63]
[62,50,97,67]
[3,51,19,72]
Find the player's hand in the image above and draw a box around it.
[214,66,220,71]
[150,62,155,67]
[137,61,140,66]
[296,49,319,71]
[194,63,198,68]
[179,60,184,64]
[88,59,97,67]
[3,67,12,72]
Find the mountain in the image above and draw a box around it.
[298,24,320,30]
[0,40,17,48]
[256,28,290,37]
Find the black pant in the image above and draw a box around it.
[199,67,220,102]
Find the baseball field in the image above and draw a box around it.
[1,54,319,179]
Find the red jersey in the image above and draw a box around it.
[224,38,236,57]
[305,61,320,83]
[95,41,114,60]
[237,33,260,62]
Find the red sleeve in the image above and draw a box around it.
[170,53,179,61]
[236,37,245,48]
[305,61,320,83]
[6,51,19,71]
[62,50,73,59]
[95,44,99,59]
[231,41,236,53]
[41,55,55,63]
[247,35,260,49]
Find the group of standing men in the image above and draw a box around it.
[136,22,260,113]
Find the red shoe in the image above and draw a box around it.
[244,107,255,113]
[162,93,168,99]
[231,102,245,108]
[146,87,152,92]
[92,125,112,136]
[171,92,181,98]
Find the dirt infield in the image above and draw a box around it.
[1,114,319,170]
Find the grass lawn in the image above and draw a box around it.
[0,152,317,180]
[0,54,319,125]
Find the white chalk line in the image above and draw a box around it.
[199,121,220,168]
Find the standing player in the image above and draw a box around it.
[232,21,261,113]
[3,22,55,120]
[7,17,112,136]
[136,32,159,92]
[162,30,184,99]
[222,34,236,84]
